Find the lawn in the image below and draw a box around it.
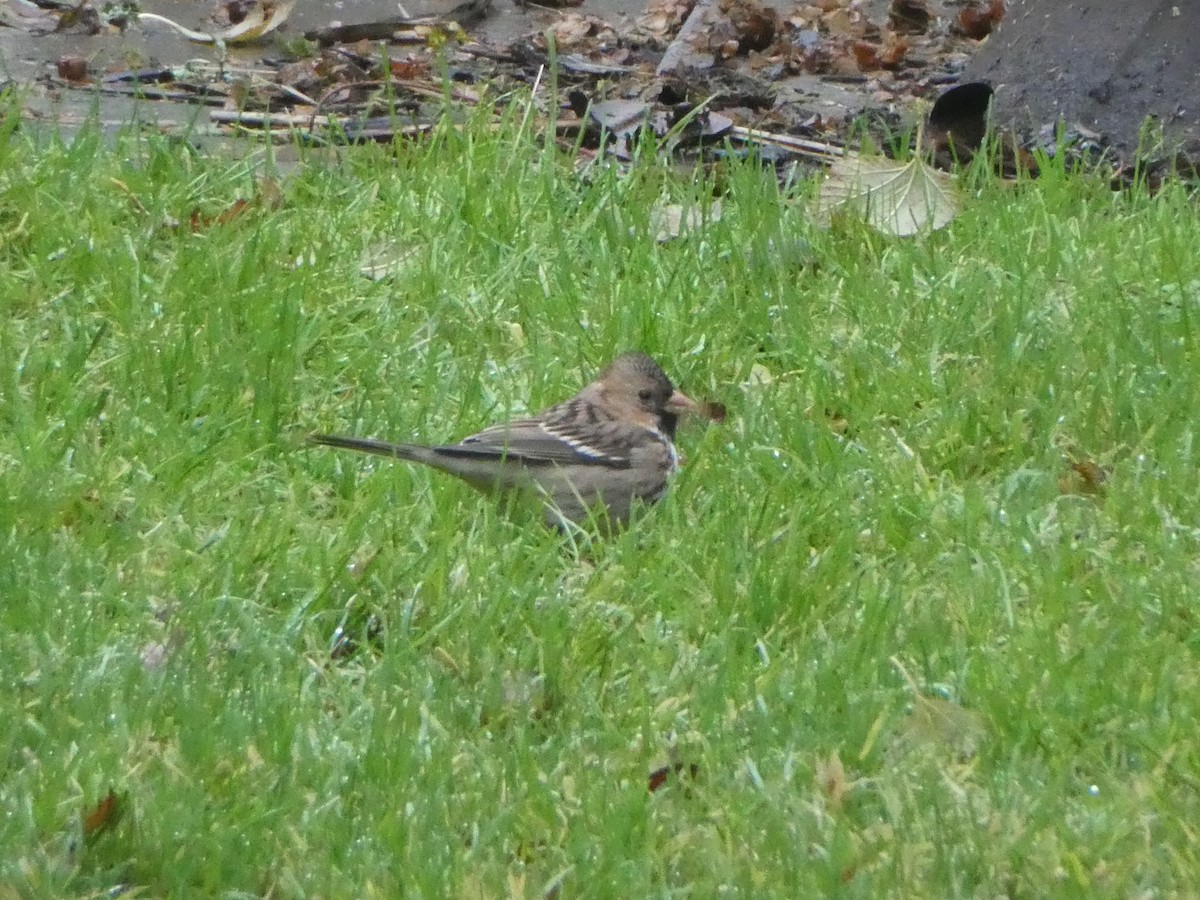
[2,96,1199,897]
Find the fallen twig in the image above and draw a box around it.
[209,109,346,129]
[729,125,849,163]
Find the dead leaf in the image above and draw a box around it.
[56,55,90,82]
[823,407,850,435]
[649,199,723,242]
[256,177,284,210]
[818,152,960,236]
[430,646,461,676]
[854,30,907,72]
[648,761,699,792]
[822,6,866,39]
[899,694,985,758]
[878,32,908,68]
[543,14,617,51]
[138,0,295,45]
[851,36,906,72]
[700,400,727,422]
[141,626,184,671]
[743,363,773,388]
[51,1,104,34]
[635,0,694,41]
[389,57,431,80]
[189,199,249,232]
[359,241,420,281]
[814,750,848,807]
[186,178,283,233]
[83,790,122,838]
[955,0,1005,40]
[108,178,150,216]
[1059,457,1109,496]
[890,657,985,760]
[501,671,551,719]
[851,40,879,71]
[583,98,666,149]
[140,640,170,671]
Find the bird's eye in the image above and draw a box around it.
[638,388,654,402]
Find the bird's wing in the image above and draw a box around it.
[445,403,647,469]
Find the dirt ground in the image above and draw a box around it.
[2,0,1197,173]
[963,0,1200,161]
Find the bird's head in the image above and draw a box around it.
[598,352,699,439]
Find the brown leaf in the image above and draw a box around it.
[108,177,150,216]
[256,177,284,211]
[56,55,90,83]
[1059,458,1109,496]
[814,751,847,807]
[824,408,850,435]
[647,765,670,792]
[215,198,255,227]
[700,400,727,423]
[189,198,245,232]
[878,32,908,68]
[852,31,907,71]
[822,6,865,39]
[83,790,122,837]
[851,40,880,71]
[955,0,1005,40]
[186,178,283,233]
[390,57,431,79]
[648,761,699,793]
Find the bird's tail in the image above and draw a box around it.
[308,432,521,495]
[308,433,424,460]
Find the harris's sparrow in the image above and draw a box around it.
[310,352,701,526]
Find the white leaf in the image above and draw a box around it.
[139,0,295,45]
[648,199,722,243]
[359,241,419,281]
[818,154,960,236]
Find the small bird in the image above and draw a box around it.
[310,352,702,527]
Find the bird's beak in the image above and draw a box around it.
[666,389,700,414]
[670,388,727,423]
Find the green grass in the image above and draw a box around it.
[2,97,1199,898]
